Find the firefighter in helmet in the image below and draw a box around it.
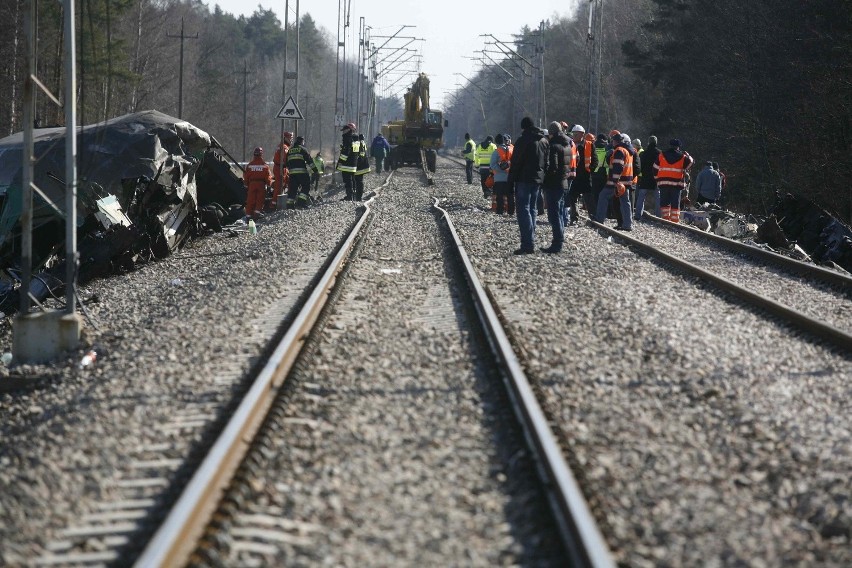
[286,136,318,208]
[336,122,358,200]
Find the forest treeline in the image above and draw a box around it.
[0,0,849,219]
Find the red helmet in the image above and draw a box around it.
[342,122,357,132]
[253,146,263,156]
[283,131,294,142]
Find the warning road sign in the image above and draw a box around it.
[276,96,304,120]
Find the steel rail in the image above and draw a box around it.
[433,197,615,568]
[643,212,852,290]
[134,172,395,568]
[590,219,852,352]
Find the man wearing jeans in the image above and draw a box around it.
[635,135,660,219]
[508,116,549,255]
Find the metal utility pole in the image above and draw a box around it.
[356,17,365,135]
[587,0,604,134]
[167,17,197,119]
[294,0,300,137]
[14,0,81,363]
[538,20,546,127]
[237,60,249,161]
[279,0,290,191]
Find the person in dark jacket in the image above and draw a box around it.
[508,116,549,255]
[540,122,571,253]
[635,135,660,219]
[695,161,722,205]
[370,133,390,173]
[614,134,640,229]
[337,122,358,200]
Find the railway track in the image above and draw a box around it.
[642,211,852,288]
[6,154,848,567]
[130,165,611,566]
[588,218,852,351]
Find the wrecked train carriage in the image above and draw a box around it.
[0,110,246,310]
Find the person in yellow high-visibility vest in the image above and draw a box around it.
[475,135,497,199]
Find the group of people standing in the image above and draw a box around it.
[242,131,325,220]
[465,116,725,255]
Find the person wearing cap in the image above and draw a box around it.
[490,133,514,215]
[540,121,572,253]
[462,133,477,184]
[285,136,319,209]
[566,125,598,226]
[508,116,549,255]
[654,138,694,222]
[595,133,634,230]
[695,161,722,206]
[354,134,370,201]
[271,132,293,211]
[635,135,661,220]
[244,146,273,220]
[476,135,497,199]
[337,122,358,200]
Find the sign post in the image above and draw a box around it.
[276,96,305,120]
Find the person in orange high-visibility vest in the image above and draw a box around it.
[244,146,273,220]
[271,131,293,210]
[566,125,598,225]
[595,133,634,230]
[654,138,694,223]
[489,133,514,215]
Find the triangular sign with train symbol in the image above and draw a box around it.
[276,96,304,120]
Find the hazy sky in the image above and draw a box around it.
[207,0,582,109]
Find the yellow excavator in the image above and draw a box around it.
[381,73,445,172]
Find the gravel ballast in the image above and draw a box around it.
[212,168,563,566]
[434,157,850,567]
[1,156,849,567]
[0,191,366,564]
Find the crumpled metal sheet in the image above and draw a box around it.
[767,193,852,272]
[0,111,245,314]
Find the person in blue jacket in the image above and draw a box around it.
[370,133,391,173]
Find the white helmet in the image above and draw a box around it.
[571,124,586,133]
